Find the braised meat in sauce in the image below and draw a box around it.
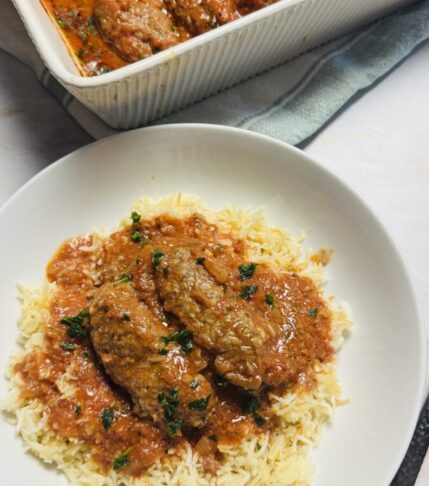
[90,280,215,429]
[155,247,274,390]
[94,0,184,62]
[40,0,277,75]
[13,212,333,476]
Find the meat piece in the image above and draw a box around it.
[164,0,238,35]
[89,280,214,430]
[155,248,280,390]
[94,0,181,62]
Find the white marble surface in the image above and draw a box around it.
[0,41,428,484]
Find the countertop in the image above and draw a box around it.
[0,41,428,483]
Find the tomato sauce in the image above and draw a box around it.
[14,213,333,477]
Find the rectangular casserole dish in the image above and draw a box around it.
[12,0,415,129]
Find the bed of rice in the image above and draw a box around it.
[1,194,352,486]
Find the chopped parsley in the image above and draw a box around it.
[56,17,66,28]
[114,274,133,286]
[122,312,130,321]
[74,406,81,416]
[308,307,319,318]
[196,257,205,265]
[131,211,141,224]
[112,447,132,470]
[240,284,259,301]
[160,329,193,354]
[101,408,114,430]
[242,394,266,426]
[158,348,168,356]
[188,394,211,411]
[152,250,164,269]
[76,48,84,59]
[190,378,199,389]
[60,342,75,352]
[238,262,258,281]
[265,294,274,306]
[208,434,218,442]
[158,388,183,437]
[60,310,89,338]
[130,230,146,243]
[82,351,90,360]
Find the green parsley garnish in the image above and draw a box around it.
[151,250,164,269]
[190,378,199,389]
[240,284,259,301]
[82,351,90,360]
[158,388,183,437]
[160,329,193,354]
[158,348,168,356]
[196,257,205,265]
[208,434,218,442]
[60,310,89,338]
[101,408,114,430]
[76,48,84,59]
[130,230,146,243]
[131,211,141,224]
[242,394,266,426]
[122,312,130,321]
[74,406,81,416]
[265,294,274,306]
[112,447,132,470]
[56,17,66,28]
[188,394,211,411]
[114,274,133,286]
[60,342,75,352]
[238,262,258,281]
[308,307,318,318]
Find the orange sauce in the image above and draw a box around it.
[14,214,333,476]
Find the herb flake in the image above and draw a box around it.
[60,342,75,352]
[188,394,211,411]
[152,250,164,269]
[238,262,258,281]
[114,274,133,286]
[265,294,274,306]
[74,406,81,416]
[158,387,183,437]
[308,307,318,318]
[242,394,266,426]
[196,257,205,265]
[60,310,89,338]
[112,447,132,470]
[240,284,259,301]
[131,211,141,224]
[101,408,114,430]
[160,329,193,354]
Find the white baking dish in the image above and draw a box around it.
[13,0,415,129]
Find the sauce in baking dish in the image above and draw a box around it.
[40,0,277,76]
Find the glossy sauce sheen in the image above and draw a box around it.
[15,214,333,476]
[40,0,276,76]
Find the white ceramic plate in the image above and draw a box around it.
[0,124,425,486]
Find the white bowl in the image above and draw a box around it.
[0,124,425,485]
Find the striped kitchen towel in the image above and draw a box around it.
[0,0,428,144]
